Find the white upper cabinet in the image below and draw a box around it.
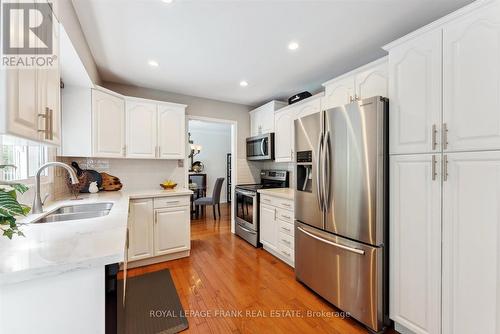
[322,57,388,111]
[443,2,500,152]
[390,154,442,334]
[157,103,186,159]
[249,100,286,137]
[322,76,355,110]
[274,108,295,162]
[387,30,442,155]
[354,61,388,100]
[126,100,157,159]
[92,89,126,158]
[0,7,61,144]
[442,151,500,334]
[295,96,321,119]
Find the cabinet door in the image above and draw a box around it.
[126,100,157,159]
[157,104,185,159]
[354,60,388,100]
[260,203,277,251]
[260,105,275,134]
[442,151,500,334]
[388,30,442,155]
[37,9,60,145]
[128,199,154,261]
[443,2,500,152]
[250,109,261,136]
[322,76,355,110]
[295,97,321,119]
[274,108,294,162]
[92,89,125,157]
[390,154,441,334]
[154,206,190,256]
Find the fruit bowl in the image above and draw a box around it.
[160,183,177,190]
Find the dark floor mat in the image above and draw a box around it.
[117,269,189,334]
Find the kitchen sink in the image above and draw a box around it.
[51,202,114,214]
[32,203,114,224]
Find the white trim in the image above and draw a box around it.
[92,85,125,99]
[382,0,495,51]
[186,115,238,234]
[126,95,188,109]
[321,56,388,87]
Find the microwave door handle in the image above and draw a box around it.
[260,139,265,156]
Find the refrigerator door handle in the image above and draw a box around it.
[323,130,332,209]
[316,132,324,212]
[297,226,365,255]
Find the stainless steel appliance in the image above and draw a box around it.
[235,170,289,246]
[246,133,274,161]
[294,96,389,332]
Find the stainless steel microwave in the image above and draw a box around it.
[246,133,274,161]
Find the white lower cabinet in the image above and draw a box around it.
[390,154,442,334]
[259,194,294,266]
[128,198,154,261]
[391,151,500,334]
[442,151,500,334]
[154,206,190,256]
[127,195,190,266]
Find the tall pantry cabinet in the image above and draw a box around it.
[385,1,500,334]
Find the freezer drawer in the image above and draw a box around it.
[295,222,386,332]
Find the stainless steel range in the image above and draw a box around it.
[235,170,289,247]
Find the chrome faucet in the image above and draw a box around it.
[32,162,79,214]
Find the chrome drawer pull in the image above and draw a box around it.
[281,239,291,245]
[297,226,365,255]
[281,215,291,219]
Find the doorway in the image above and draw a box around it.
[186,116,237,234]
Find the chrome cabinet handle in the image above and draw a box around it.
[297,226,365,255]
[281,250,291,257]
[281,239,291,245]
[432,124,438,150]
[123,146,127,156]
[281,203,291,207]
[443,123,449,150]
[158,146,161,157]
[38,108,49,139]
[281,226,291,232]
[443,155,449,182]
[432,155,437,181]
[281,215,291,220]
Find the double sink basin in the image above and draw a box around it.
[32,202,114,224]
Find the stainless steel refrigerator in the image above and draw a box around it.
[294,96,389,332]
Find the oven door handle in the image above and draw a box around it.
[238,224,257,235]
[236,190,256,197]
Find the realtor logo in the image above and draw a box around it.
[2,1,56,68]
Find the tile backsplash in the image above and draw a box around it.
[56,157,186,196]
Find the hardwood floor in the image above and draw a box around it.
[122,203,395,334]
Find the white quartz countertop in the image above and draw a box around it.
[258,188,295,200]
[0,188,192,285]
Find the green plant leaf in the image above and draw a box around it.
[11,183,29,194]
[0,191,26,217]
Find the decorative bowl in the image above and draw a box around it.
[160,183,177,190]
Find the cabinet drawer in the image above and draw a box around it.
[278,219,294,237]
[260,194,294,211]
[278,243,294,263]
[277,208,293,223]
[278,231,294,250]
[153,196,189,209]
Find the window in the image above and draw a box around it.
[0,135,49,182]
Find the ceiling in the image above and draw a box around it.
[72,0,474,106]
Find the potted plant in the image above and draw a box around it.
[0,165,30,239]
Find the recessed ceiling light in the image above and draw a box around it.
[162,0,173,3]
[148,60,159,67]
[239,81,248,87]
[288,41,299,51]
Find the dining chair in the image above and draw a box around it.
[194,177,225,219]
